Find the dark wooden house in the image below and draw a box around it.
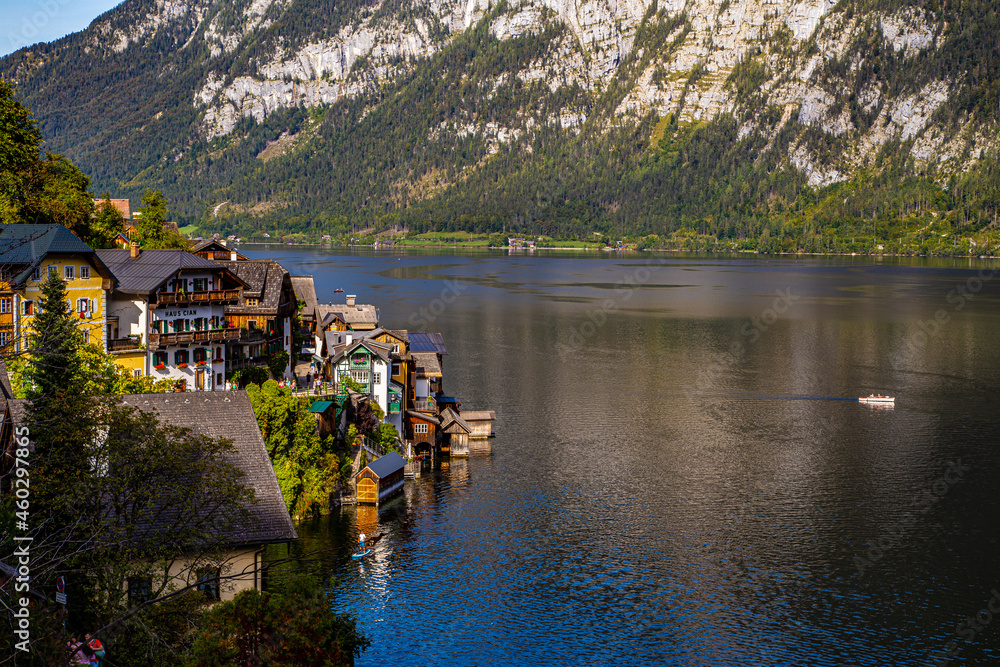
[355,451,406,506]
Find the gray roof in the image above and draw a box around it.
[6,393,296,547]
[409,332,447,354]
[364,451,406,479]
[316,302,379,328]
[218,261,290,313]
[412,352,442,376]
[290,276,317,319]
[461,410,496,422]
[440,406,471,434]
[0,224,110,285]
[330,338,391,364]
[405,409,440,425]
[96,248,244,294]
[120,392,297,545]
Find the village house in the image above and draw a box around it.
[96,245,246,390]
[0,224,114,356]
[326,336,404,435]
[212,258,296,380]
[290,275,318,338]
[3,389,296,602]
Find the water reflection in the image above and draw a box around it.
[256,250,1000,666]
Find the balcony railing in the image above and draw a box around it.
[239,329,266,343]
[108,337,143,353]
[227,356,270,370]
[412,400,436,412]
[149,328,240,347]
[154,289,241,306]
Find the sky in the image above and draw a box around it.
[1,0,123,57]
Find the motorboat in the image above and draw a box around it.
[859,394,895,404]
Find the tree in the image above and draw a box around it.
[268,349,290,379]
[0,78,43,224]
[245,380,341,516]
[91,193,127,248]
[136,189,188,249]
[1,80,96,233]
[189,586,370,667]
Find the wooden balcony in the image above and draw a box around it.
[153,289,241,307]
[108,337,143,353]
[239,328,266,343]
[149,328,240,347]
[412,400,436,412]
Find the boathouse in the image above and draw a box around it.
[439,406,471,457]
[355,451,406,506]
[462,410,496,439]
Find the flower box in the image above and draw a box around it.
[177,362,189,369]
[196,360,207,366]
[154,364,166,371]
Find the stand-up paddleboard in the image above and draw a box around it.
[351,548,373,559]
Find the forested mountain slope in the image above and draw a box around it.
[2,0,998,251]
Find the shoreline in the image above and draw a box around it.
[234,241,1000,259]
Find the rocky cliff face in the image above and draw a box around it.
[3,0,996,224]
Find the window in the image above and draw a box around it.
[22,300,33,316]
[22,335,29,351]
[246,298,259,307]
[128,577,152,605]
[392,344,399,353]
[351,370,369,384]
[153,352,168,367]
[414,423,429,434]
[0,332,9,347]
[80,265,90,280]
[64,265,74,280]
[215,347,222,360]
[31,267,41,281]
[0,298,10,314]
[248,319,258,329]
[133,369,142,378]
[82,329,90,344]
[372,372,381,384]
[47,265,58,278]
[193,278,207,291]
[392,363,400,376]
[193,348,208,363]
[217,373,223,386]
[77,298,89,313]
[174,350,189,365]
[197,569,220,600]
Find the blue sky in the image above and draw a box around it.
[1,0,124,57]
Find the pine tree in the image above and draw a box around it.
[25,269,94,524]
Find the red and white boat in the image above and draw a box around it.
[859,394,895,404]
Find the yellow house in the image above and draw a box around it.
[0,224,113,357]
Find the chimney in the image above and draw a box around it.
[130,242,140,260]
[346,294,356,307]
[345,332,353,345]
[230,251,237,261]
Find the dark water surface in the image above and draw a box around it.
[248,248,1000,666]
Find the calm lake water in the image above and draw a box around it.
[247,248,1000,666]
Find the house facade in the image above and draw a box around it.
[0,224,113,356]
[97,246,245,390]
[212,259,296,380]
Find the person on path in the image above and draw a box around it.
[67,638,91,665]
[85,634,105,666]
[225,380,232,391]
[359,533,366,553]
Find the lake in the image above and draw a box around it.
[246,248,1000,666]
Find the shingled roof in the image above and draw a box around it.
[316,302,379,329]
[120,391,297,545]
[96,248,246,294]
[218,261,290,314]
[0,224,111,286]
[7,393,296,546]
[412,351,442,377]
[290,276,317,321]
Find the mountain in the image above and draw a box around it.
[2,0,999,251]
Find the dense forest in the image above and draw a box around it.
[1,0,998,253]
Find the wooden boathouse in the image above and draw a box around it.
[355,451,406,506]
